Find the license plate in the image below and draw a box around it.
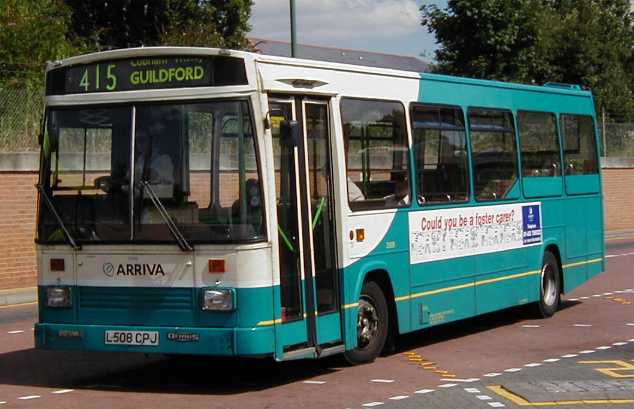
[104,330,159,346]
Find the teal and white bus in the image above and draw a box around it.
[35,47,604,363]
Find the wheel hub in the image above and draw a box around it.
[357,297,379,348]
[541,264,557,306]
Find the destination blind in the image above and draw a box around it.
[46,55,247,95]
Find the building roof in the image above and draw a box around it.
[250,38,429,73]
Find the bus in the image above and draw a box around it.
[35,47,604,364]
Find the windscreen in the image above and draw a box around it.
[38,100,265,245]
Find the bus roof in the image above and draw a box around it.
[46,46,593,98]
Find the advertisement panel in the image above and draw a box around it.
[409,202,542,264]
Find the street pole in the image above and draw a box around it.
[602,106,607,157]
[290,0,297,57]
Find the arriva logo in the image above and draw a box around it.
[103,262,115,277]
[102,263,166,277]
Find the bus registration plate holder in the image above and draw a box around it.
[104,330,160,346]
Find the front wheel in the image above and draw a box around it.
[343,281,389,365]
[534,251,561,318]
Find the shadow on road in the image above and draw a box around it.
[396,300,581,353]
[0,301,583,395]
[0,348,342,394]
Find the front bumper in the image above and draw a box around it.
[35,323,274,356]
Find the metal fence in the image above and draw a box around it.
[0,88,43,152]
[1,87,634,158]
[603,122,634,158]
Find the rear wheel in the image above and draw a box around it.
[534,251,561,318]
[343,281,389,365]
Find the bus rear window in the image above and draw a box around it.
[560,114,598,175]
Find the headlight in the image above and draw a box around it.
[202,288,235,311]
[46,287,72,308]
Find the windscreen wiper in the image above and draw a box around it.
[36,184,81,250]
[141,180,193,252]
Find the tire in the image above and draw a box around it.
[343,281,389,365]
[534,251,561,318]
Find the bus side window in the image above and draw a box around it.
[411,104,469,204]
[560,114,598,175]
[469,108,519,201]
[518,111,561,177]
[340,98,410,211]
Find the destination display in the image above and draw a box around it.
[46,55,247,95]
[409,202,543,264]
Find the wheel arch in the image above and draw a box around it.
[353,263,399,342]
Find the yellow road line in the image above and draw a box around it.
[487,385,634,406]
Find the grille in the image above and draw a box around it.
[79,287,194,310]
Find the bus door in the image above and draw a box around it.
[269,96,342,359]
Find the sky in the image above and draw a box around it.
[248,0,447,61]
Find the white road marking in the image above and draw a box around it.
[521,325,541,328]
[0,402,6,405]
[438,383,457,388]
[389,396,409,400]
[18,396,40,400]
[370,379,394,383]
[488,402,506,407]
[596,346,612,350]
[7,330,24,334]
[442,378,479,383]
[626,323,634,326]
[573,324,592,327]
[477,395,493,400]
[592,294,601,297]
[561,354,579,358]
[543,358,560,363]
[629,339,634,342]
[51,389,74,394]
[464,388,480,393]
[579,350,596,354]
[568,298,579,301]
[362,402,384,407]
[483,373,502,377]
[613,342,628,346]
[302,381,325,385]
[525,363,542,367]
[414,389,434,394]
[504,368,522,373]
[606,252,634,258]
[603,292,614,296]
[579,297,590,300]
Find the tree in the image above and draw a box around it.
[64,0,253,51]
[0,0,75,89]
[422,0,634,119]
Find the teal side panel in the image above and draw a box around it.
[565,174,600,195]
[523,177,563,198]
[563,264,587,293]
[409,278,474,330]
[475,247,529,315]
[316,312,342,345]
[410,250,475,330]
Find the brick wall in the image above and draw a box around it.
[0,172,38,290]
[602,168,634,232]
[0,168,632,290]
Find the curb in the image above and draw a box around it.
[0,287,37,307]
